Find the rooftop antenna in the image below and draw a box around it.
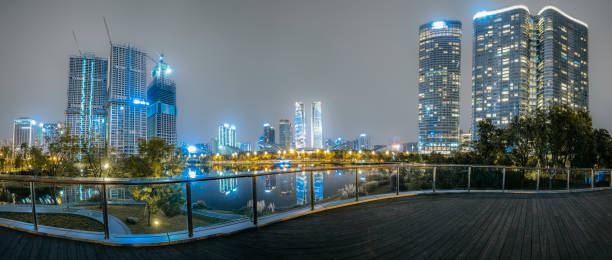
[72,30,82,56]
[103,16,112,46]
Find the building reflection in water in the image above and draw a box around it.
[264,175,277,193]
[218,170,238,195]
[296,172,324,205]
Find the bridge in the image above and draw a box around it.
[0,164,611,259]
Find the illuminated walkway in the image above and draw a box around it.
[2,191,612,259]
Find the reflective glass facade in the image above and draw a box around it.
[294,102,306,149]
[311,101,323,149]
[418,20,461,155]
[147,55,177,145]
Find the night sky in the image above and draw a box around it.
[0,0,610,145]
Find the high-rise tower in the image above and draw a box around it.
[278,119,292,149]
[311,101,323,149]
[65,54,108,150]
[417,20,462,154]
[147,54,177,145]
[107,44,148,155]
[472,6,588,137]
[293,102,306,149]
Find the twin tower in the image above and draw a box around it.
[417,5,589,155]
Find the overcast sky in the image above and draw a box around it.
[0,0,610,145]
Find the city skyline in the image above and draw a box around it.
[0,0,610,145]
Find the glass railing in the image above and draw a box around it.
[0,164,609,245]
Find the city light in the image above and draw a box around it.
[187,146,197,153]
[133,99,149,105]
[103,163,109,169]
[431,21,446,29]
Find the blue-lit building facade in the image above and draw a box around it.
[417,20,461,154]
[13,118,35,150]
[218,123,237,148]
[107,44,148,155]
[278,119,292,149]
[294,102,306,149]
[311,101,323,149]
[147,55,177,145]
[40,122,63,152]
[472,6,588,138]
[263,123,275,144]
[65,54,108,150]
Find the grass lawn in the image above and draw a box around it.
[84,204,225,234]
[0,212,103,232]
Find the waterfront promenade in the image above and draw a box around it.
[1,190,612,259]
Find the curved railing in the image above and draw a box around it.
[0,164,610,246]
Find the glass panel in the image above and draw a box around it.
[470,168,502,190]
[0,181,33,225]
[436,166,468,190]
[255,172,311,217]
[107,183,187,235]
[398,167,433,192]
[539,169,568,190]
[33,183,104,232]
[505,169,538,190]
[594,170,610,188]
[357,167,395,198]
[315,169,356,207]
[190,176,251,229]
[569,169,591,190]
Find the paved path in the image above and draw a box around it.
[0,204,131,235]
[2,191,612,259]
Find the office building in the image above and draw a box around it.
[263,123,275,144]
[311,101,323,149]
[294,102,306,149]
[65,54,108,150]
[107,44,148,155]
[278,119,292,149]
[357,133,371,150]
[417,20,461,155]
[40,123,63,152]
[147,54,177,145]
[13,118,35,150]
[218,123,237,148]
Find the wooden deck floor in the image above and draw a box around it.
[2,191,612,259]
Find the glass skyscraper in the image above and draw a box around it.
[293,102,306,149]
[278,119,292,149]
[13,118,35,150]
[107,44,148,155]
[65,54,108,150]
[147,54,177,145]
[311,101,323,149]
[218,123,237,148]
[472,5,588,137]
[263,123,275,144]
[417,20,462,154]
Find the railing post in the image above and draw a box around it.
[29,182,37,231]
[251,175,257,226]
[609,170,612,188]
[101,183,109,240]
[567,169,571,191]
[591,169,595,189]
[536,169,540,193]
[186,182,193,237]
[502,168,506,192]
[396,166,400,196]
[309,171,315,211]
[432,167,436,193]
[467,167,471,192]
[355,169,359,201]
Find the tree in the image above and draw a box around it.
[122,138,186,226]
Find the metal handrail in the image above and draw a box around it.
[0,163,609,185]
[0,163,610,245]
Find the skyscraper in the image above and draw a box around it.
[40,122,63,152]
[357,133,371,150]
[472,5,588,137]
[311,101,323,149]
[13,118,35,150]
[293,102,306,149]
[278,119,292,149]
[147,54,177,145]
[65,54,108,150]
[263,123,275,144]
[218,123,237,148]
[417,20,462,155]
[107,44,148,155]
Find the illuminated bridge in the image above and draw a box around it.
[0,164,612,259]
